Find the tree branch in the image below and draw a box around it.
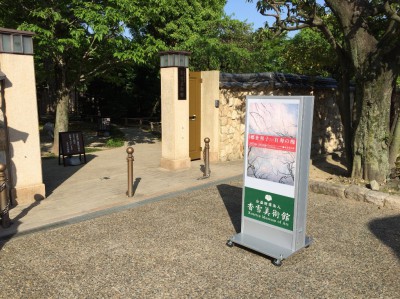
[79,60,114,81]
[384,1,400,23]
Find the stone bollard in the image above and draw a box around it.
[198,138,211,180]
[126,147,134,197]
[0,163,10,228]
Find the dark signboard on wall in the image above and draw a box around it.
[58,131,87,166]
[178,67,187,100]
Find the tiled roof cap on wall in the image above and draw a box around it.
[220,72,338,90]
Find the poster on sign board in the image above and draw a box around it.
[245,100,299,231]
[227,96,314,266]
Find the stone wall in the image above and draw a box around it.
[218,88,247,161]
[218,73,345,161]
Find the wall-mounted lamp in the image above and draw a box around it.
[0,27,34,55]
[159,50,191,68]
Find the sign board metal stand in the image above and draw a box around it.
[227,96,314,266]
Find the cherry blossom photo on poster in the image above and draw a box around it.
[246,102,299,186]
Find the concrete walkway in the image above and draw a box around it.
[0,130,242,239]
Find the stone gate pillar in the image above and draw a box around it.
[159,51,191,170]
[0,28,45,205]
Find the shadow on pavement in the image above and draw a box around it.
[312,159,348,177]
[311,153,348,177]
[217,184,277,263]
[1,197,42,249]
[42,154,97,196]
[119,127,160,145]
[132,177,141,196]
[369,214,400,260]
[217,184,242,233]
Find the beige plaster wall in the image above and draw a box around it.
[160,67,191,170]
[200,71,220,162]
[0,53,45,204]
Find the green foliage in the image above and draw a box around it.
[284,28,336,76]
[29,1,128,82]
[190,16,290,73]
[124,0,226,59]
[250,29,289,73]
[190,17,254,72]
[0,0,139,124]
[3,0,370,129]
[1,0,231,119]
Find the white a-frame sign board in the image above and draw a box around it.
[227,96,314,266]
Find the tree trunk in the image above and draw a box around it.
[335,69,353,174]
[389,113,400,168]
[51,90,70,155]
[51,64,70,155]
[389,85,400,168]
[351,72,394,183]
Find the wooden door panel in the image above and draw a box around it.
[189,72,201,160]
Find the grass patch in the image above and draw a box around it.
[105,137,124,148]
[104,125,125,148]
[85,147,103,153]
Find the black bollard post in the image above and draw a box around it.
[126,147,134,197]
[0,164,10,228]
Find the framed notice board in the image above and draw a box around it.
[227,96,314,266]
[58,131,87,166]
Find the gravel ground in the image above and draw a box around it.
[0,180,399,298]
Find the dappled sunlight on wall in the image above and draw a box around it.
[219,73,345,160]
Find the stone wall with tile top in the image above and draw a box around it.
[218,73,345,161]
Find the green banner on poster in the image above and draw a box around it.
[244,187,294,231]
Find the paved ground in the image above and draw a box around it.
[0,128,242,239]
[0,127,399,297]
[0,180,399,298]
